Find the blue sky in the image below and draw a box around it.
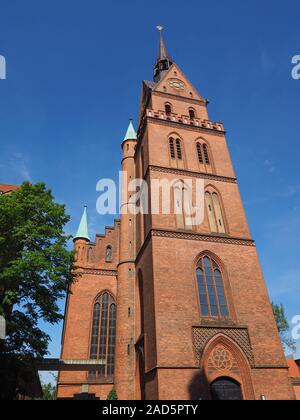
[0,0,300,382]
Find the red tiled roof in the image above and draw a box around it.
[0,184,19,194]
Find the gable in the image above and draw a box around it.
[153,63,204,101]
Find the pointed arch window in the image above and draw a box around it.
[196,256,228,317]
[169,137,183,162]
[90,292,116,377]
[196,141,211,168]
[205,190,226,234]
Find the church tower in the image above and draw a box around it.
[57,30,295,400]
[132,29,294,400]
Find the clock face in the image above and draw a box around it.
[168,78,185,90]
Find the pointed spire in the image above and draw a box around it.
[123,119,137,141]
[157,26,171,62]
[74,206,90,242]
[154,26,173,83]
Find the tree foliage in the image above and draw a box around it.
[107,387,118,400]
[0,182,77,358]
[41,382,56,400]
[272,302,296,354]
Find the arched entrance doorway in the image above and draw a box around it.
[200,334,255,400]
[210,377,243,400]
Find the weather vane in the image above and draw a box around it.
[156,25,163,32]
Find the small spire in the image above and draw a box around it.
[74,205,90,242]
[123,119,137,141]
[154,26,173,83]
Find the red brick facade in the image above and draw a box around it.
[57,40,295,400]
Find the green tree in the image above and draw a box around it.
[0,182,77,398]
[41,382,56,400]
[272,302,296,354]
[107,387,118,400]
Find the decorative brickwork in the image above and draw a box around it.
[208,346,241,378]
[152,229,255,247]
[193,326,255,367]
[81,269,117,277]
[148,165,237,184]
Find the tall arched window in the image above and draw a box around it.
[169,138,176,160]
[173,181,193,230]
[90,292,116,377]
[196,143,204,164]
[196,256,228,317]
[174,183,185,229]
[138,271,145,335]
[176,139,183,160]
[205,190,226,234]
[196,141,212,168]
[169,137,183,162]
[203,144,210,165]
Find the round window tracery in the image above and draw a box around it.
[210,346,233,371]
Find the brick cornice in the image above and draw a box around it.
[193,323,249,329]
[136,229,255,265]
[152,229,255,246]
[79,268,117,277]
[148,165,237,184]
